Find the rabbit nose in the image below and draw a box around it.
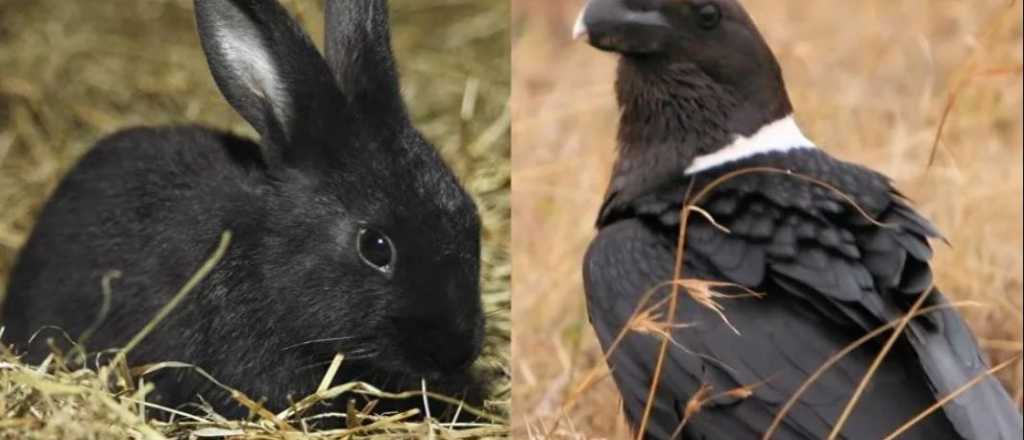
[425,339,479,372]
[397,319,483,373]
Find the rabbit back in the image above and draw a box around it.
[3,125,265,358]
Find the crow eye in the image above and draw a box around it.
[357,227,395,275]
[696,3,722,30]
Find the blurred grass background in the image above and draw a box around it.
[0,0,508,438]
[511,0,1022,437]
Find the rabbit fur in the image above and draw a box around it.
[1,0,488,420]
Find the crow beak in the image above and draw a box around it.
[571,0,672,53]
[572,8,588,41]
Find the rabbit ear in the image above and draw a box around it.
[195,0,339,166]
[324,0,407,121]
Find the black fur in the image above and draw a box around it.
[1,0,486,421]
[577,0,1022,438]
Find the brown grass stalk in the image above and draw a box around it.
[927,0,1022,168]
[118,231,231,358]
[761,300,987,439]
[634,182,697,440]
[826,284,936,439]
[882,353,1022,440]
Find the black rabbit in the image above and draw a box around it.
[0,0,487,420]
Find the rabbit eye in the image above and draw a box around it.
[695,3,722,30]
[357,227,395,275]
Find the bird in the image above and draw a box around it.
[572,0,1023,439]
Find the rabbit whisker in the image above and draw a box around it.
[281,336,358,352]
[295,349,379,372]
[296,360,337,372]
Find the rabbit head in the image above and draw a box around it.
[193,0,485,379]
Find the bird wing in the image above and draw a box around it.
[585,151,1022,439]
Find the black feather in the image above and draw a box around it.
[578,0,1021,437]
[588,150,1022,438]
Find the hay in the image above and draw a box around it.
[0,0,509,438]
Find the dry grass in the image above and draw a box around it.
[511,0,1023,438]
[0,0,509,438]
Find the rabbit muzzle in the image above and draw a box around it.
[393,316,484,376]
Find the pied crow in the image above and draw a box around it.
[574,0,1024,438]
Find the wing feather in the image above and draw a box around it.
[585,219,959,439]
[586,151,1021,439]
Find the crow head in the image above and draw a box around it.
[575,0,815,219]
[573,0,792,138]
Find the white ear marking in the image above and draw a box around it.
[572,8,588,40]
[215,26,290,122]
[685,115,816,174]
